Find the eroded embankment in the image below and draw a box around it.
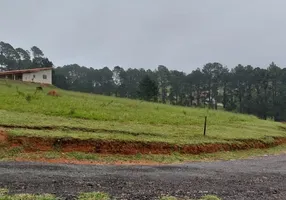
[1,128,286,155]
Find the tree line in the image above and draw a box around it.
[0,41,53,71]
[1,41,286,121]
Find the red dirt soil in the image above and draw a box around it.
[0,129,7,143]
[5,134,286,155]
[47,90,59,96]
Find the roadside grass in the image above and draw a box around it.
[160,197,178,200]
[0,189,110,200]
[199,196,220,200]
[65,144,286,163]
[77,192,110,200]
[0,188,220,200]
[0,188,57,200]
[0,144,285,164]
[0,194,57,200]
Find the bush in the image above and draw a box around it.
[25,94,32,102]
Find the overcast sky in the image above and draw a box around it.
[1,0,286,72]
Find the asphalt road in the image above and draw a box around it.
[0,155,285,200]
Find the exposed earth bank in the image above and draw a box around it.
[1,128,286,155]
[0,155,285,200]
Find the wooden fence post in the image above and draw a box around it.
[203,116,207,136]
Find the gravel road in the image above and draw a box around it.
[0,155,285,200]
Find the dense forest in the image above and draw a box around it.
[1,41,286,121]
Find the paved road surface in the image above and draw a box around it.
[0,155,285,200]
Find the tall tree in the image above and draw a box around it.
[156,65,170,104]
[15,48,30,61]
[0,52,6,70]
[15,48,32,69]
[202,62,223,109]
[0,41,20,70]
[267,62,282,120]
[220,67,230,109]
[113,66,127,97]
[32,57,53,68]
[169,70,187,105]
[124,68,146,99]
[231,64,247,113]
[31,46,44,58]
[97,67,114,95]
[138,75,158,102]
[52,68,69,89]
[189,68,204,107]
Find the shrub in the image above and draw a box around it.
[25,94,32,102]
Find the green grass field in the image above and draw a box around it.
[1,79,286,145]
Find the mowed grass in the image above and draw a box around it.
[1,79,286,143]
[7,128,228,145]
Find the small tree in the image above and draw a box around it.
[138,75,158,102]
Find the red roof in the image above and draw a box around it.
[0,67,52,75]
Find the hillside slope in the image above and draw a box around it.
[0,79,286,147]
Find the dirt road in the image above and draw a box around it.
[0,155,285,200]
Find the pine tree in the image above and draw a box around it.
[138,75,158,102]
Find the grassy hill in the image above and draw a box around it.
[1,79,286,146]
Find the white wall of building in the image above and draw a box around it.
[22,69,52,84]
